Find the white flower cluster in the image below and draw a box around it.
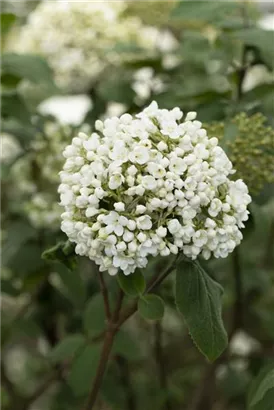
[59,101,251,276]
[17,1,160,92]
[1,133,21,164]
[10,121,90,229]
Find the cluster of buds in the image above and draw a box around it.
[59,102,251,276]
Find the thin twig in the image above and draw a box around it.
[154,322,171,410]
[83,260,177,410]
[98,271,111,321]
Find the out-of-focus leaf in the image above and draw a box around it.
[1,73,21,89]
[68,344,101,396]
[171,1,240,25]
[175,260,228,361]
[7,243,45,278]
[1,13,16,37]
[1,53,55,86]
[112,330,142,361]
[56,264,86,309]
[138,294,165,321]
[1,279,20,296]
[117,270,146,297]
[242,83,274,103]
[83,293,106,335]
[1,118,36,147]
[1,91,31,125]
[98,70,134,104]
[248,363,274,410]
[230,29,274,69]
[2,220,36,266]
[49,334,86,363]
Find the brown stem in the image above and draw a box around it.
[84,261,177,410]
[84,329,116,410]
[98,271,111,321]
[154,322,171,410]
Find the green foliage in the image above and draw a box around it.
[67,344,101,396]
[175,260,228,361]
[1,1,274,409]
[1,53,56,87]
[117,270,146,297]
[49,334,86,363]
[42,241,77,271]
[138,294,165,321]
[248,363,274,410]
[83,293,108,335]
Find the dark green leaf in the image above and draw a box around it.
[1,73,21,89]
[1,13,16,38]
[49,334,86,363]
[230,29,274,69]
[83,293,106,335]
[1,91,31,125]
[175,260,228,361]
[248,363,274,410]
[112,330,141,361]
[42,241,76,271]
[2,53,55,86]
[138,294,165,321]
[57,265,86,308]
[117,270,146,297]
[2,220,36,267]
[68,344,101,396]
[98,70,134,104]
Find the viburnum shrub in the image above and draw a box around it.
[59,101,251,275]
[42,101,253,408]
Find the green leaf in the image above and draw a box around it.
[138,294,165,321]
[171,1,240,25]
[230,29,274,69]
[248,364,274,409]
[1,53,55,86]
[1,91,31,125]
[83,293,106,335]
[175,260,228,361]
[1,118,36,147]
[57,264,86,308]
[1,13,16,38]
[98,70,134,105]
[68,344,101,397]
[112,330,141,361]
[2,220,36,267]
[49,334,86,363]
[42,241,76,271]
[117,270,146,297]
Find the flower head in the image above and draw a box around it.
[59,101,251,276]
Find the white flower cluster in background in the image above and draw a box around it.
[59,101,251,276]
[17,0,160,92]
[1,133,21,164]
[10,121,90,229]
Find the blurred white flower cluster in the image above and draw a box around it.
[11,121,90,229]
[18,0,160,92]
[1,133,21,164]
[59,101,251,276]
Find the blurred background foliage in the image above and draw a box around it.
[1,1,274,410]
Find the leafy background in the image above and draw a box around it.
[1,1,274,410]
